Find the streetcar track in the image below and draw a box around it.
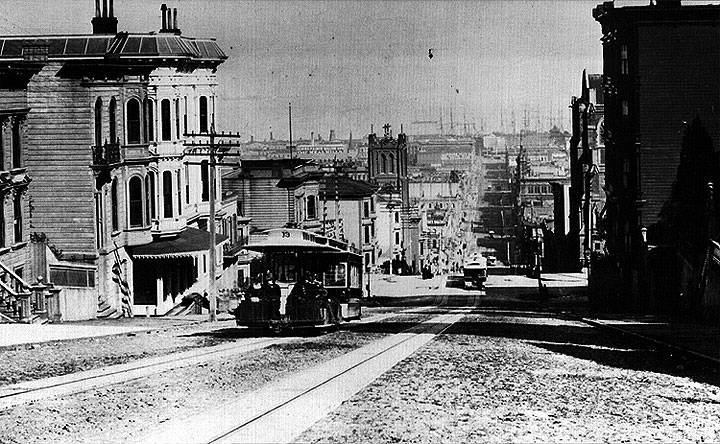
[208,311,465,444]
[136,307,472,444]
[0,310,420,408]
[0,337,285,408]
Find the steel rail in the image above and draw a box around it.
[204,309,470,444]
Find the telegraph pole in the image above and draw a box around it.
[184,123,243,322]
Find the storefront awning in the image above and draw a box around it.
[129,227,228,259]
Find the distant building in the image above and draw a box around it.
[368,124,420,273]
[222,158,307,232]
[412,136,477,169]
[277,169,377,268]
[293,130,349,163]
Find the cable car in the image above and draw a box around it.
[463,254,487,289]
[234,229,363,332]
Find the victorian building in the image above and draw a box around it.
[0,1,241,319]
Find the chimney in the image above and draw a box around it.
[250,135,254,143]
[92,0,117,34]
[160,4,167,31]
[172,8,180,34]
[329,129,335,141]
[311,131,315,144]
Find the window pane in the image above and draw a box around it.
[176,170,182,216]
[199,96,208,133]
[163,171,173,218]
[161,99,171,141]
[126,99,141,144]
[109,98,116,143]
[94,98,103,147]
[111,179,119,231]
[145,99,154,142]
[201,161,209,202]
[12,119,21,169]
[13,192,21,242]
[129,177,143,227]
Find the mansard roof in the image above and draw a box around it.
[0,32,226,66]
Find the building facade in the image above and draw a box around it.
[594,0,720,313]
[0,2,242,319]
[367,124,420,273]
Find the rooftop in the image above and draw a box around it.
[0,33,225,64]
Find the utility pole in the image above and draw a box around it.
[288,102,294,159]
[183,123,243,322]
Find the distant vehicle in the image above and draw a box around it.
[463,254,487,289]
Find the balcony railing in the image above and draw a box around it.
[92,142,121,166]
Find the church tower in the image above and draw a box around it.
[367,123,409,204]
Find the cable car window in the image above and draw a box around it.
[276,262,297,283]
[349,264,360,288]
[324,263,346,287]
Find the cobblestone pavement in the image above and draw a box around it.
[0,308,392,387]
[297,310,720,443]
[0,309,429,444]
[0,319,238,386]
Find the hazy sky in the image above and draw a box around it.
[0,0,681,139]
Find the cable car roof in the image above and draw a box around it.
[244,228,351,254]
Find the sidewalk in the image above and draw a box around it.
[582,316,720,364]
[0,313,234,347]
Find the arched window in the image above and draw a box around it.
[161,99,171,141]
[94,98,103,147]
[144,98,154,142]
[200,160,209,202]
[381,154,387,174]
[163,171,173,217]
[389,154,395,174]
[199,96,208,133]
[111,178,119,231]
[145,172,155,224]
[128,176,144,228]
[108,97,116,144]
[126,99,141,144]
